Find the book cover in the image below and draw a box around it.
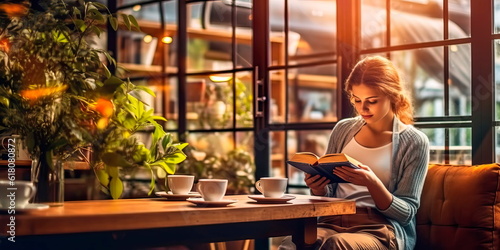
[287,152,361,183]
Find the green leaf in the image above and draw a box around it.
[121,13,131,30]
[102,64,111,78]
[109,177,123,199]
[88,8,105,22]
[102,51,115,65]
[162,152,187,164]
[106,166,120,178]
[95,169,110,187]
[45,151,54,170]
[135,85,156,97]
[99,76,124,96]
[101,152,133,168]
[122,114,137,131]
[144,164,155,195]
[0,96,9,107]
[150,122,166,148]
[151,161,176,174]
[104,76,124,85]
[128,14,141,31]
[109,16,118,30]
[137,109,154,124]
[149,116,167,122]
[161,133,172,149]
[156,167,167,178]
[52,31,69,43]
[91,2,108,11]
[72,7,81,17]
[74,19,86,32]
[175,142,189,150]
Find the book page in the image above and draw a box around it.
[344,154,363,167]
[318,154,348,164]
[289,152,319,165]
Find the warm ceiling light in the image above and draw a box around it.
[143,35,153,43]
[209,75,232,82]
[450,45,458,52]
[162,36,173,44]
[132,5,141,12]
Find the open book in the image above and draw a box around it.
[287,152,362,183]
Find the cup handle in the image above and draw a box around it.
[28,184,37,201]
[255,180,264,194]
[0,136,7,150]
[196,183,203,196]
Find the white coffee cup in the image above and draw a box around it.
[255,177,288,198]
[197,179,228,201]
[0,180,36,209]
[167,175,194,195]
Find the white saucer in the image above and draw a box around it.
[155,191,201,201]
[248,195,296,204]
[186,198,237,207]
[0,203,50,213]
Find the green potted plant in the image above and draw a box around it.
[0,0,186,202]
[90,82,188,199]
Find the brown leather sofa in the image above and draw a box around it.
[416,163,500,249]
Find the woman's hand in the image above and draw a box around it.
[304,173,330,196]
[333,164,393,210]
[333,164,378,186]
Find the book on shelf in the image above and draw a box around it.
[287,152,362,183]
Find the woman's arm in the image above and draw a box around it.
[334,164,393,210]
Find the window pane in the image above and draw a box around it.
[390,1,443,46]
[269,1,284,67]
[287,130,331,186]
[287,65,338,123]
[287,1,336,61]
[421,128,444,163]
[361,0,387,49]
[235,71,254,128]
[117,3,162,72]
[184,72,251,129]
[495,39,500,120]
[449,44,471,116]
[185,74,234,130]
[163,76,178,130]
[270,69,286,123]
[390,48,445,118]
[421,127,471,164]
[117,30,159,67]
[448,0,471,37]
[235,2,253,68]
[495,0,500,34]
[271,131,286,177]
[118,2,166,23]
[200,0,253,71]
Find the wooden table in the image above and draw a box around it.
[0,195,355,249]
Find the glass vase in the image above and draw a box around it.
[30,152,64,206]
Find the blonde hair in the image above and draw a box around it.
[344,56,414,124]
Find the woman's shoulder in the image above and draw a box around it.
[400,125,430,147]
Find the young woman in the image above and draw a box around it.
[280,56,429,250]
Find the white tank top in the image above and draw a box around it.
[335,137,392,208]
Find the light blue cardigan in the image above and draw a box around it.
[323,116,429,250]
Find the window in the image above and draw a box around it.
[107,0,496,193]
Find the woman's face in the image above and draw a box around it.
[351,83,394,126]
